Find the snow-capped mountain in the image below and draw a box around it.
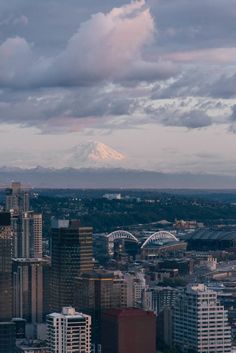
[59,141,125,168]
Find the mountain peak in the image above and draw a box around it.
[63,141,125,168]
[84,141,125,161]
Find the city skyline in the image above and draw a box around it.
[0,0,236,178]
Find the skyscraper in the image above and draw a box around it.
[5,183,43,259]
[50,220,93,312]
[101,308,156,353]
[75,270,127,314]
[0,212,16,353]
[20,212,43,258]
[5,182,29,215]
[173,284,232,353]
[75,270,127,351]
[0,212,13,321]
[12,258,46,323]
[47,307,91,353]
[32,213,43,258]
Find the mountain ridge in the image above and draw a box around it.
[0,166,235,188]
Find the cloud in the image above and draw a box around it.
[164,48,236,64]
[0,1,176,88]
[0,36,33,87]
[0,0,235,134]
[144,104,213,129]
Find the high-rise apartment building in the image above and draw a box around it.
[50,220,93,312]
[12,258,47,323]
[17,212,43,259]
[47,307,91,353]
[173,284,232,353]
[101,308,156,353]
[5,182,29,214]
[5,183,43,259]
[32,213,43,258]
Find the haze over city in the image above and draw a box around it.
[0,0,236,184]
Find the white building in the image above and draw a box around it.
[173,284,232,353]
[102,193,121,200]
[47,307,91,353]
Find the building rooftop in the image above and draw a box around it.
[103,308,156,318]
[48,307,89,320]
[186,229,236,241]
[79,270,114,279]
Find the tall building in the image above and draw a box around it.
[17,212,43,259]
[173,284,232,353]
[0,212,16,353]
[32,213,43,258]
[50,220,93,312]
[5,182,29,215]
[47,307,91,353]
[101,308,156,353]
[75,270,127,351]
[5,182,42,259]
[12,258,47,323]
[0,212,13,321]
[75,270,128,314]
[75,271,114,313]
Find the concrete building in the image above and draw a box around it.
[143,286,179,314]
[11,211,43,259]
[5,182,29,215]
[101,308,156,353]
[12,258,47,323]
[31,213,43,258]
[47,307,91,353]
[19,212,43,259]
[124,272,146,308]
[5,183,43,259]
[50,220,93,312]
[173,284,232,353]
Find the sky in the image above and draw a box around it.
[0,0,236,174]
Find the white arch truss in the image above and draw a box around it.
[141,231,178,249]
[107,230,139,243]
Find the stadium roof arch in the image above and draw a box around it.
[141,231,178,249]
[106,230,139,243]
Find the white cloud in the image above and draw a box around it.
[0,1,175,88]
[0,36,33,86]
